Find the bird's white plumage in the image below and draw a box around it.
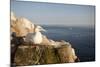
[25,25,46,44]
[33,31,43,44]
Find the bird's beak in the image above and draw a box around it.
[41,28,46,32]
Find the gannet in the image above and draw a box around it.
[25,25,46,44]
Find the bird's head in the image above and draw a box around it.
[35,25,46,32]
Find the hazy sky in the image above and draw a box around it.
[11,0,95,27]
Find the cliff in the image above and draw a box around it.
[11,40,79,66]
[11,12,79,66]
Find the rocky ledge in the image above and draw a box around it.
[11,40,79,66]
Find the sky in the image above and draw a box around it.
[11,0,95,27]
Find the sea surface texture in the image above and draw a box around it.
[42,25,95,62]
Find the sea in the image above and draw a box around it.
[41,25,95,62]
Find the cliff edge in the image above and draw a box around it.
[11,38,79,66]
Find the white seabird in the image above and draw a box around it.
[25,25,46,44]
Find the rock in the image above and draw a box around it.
[13,42,78,66]
[49,39,70,48]
[57,45,76,63]
[11,12,35,37]
[10,12,79,66]
[41,35,51,45]
[14,45,59,66]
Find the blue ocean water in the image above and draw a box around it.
[42,25,95,62]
